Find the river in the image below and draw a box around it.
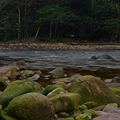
[0,49,120,79]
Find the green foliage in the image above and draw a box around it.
[0,0,120,41]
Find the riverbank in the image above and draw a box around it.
[1,43,120,50]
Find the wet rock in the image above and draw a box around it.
[91,54,114,59]
[49,67,65,77]
[111,76,120,83]
[0,80,34,108]
[28,74,40,80]
[92,113,120,120]
[107,83,120,89]
[50,93,81,113]
[69,75,120,105]
[92,105,105,111]
[103,103,119,113]
[7,92,55,120]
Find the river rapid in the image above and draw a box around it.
[0,49,120,79]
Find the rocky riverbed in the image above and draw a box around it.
[0,61,120,120]
[1,43,120,50]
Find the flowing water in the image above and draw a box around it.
[0,49,120,69]
[0,49,120,80]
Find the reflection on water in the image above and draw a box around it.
[0,49,120,70]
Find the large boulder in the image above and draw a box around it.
[50,93,81,113]
[0,80,34,108]
[7,92,55,120]
[69,75,120,105]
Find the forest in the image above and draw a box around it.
[0,0,120,43]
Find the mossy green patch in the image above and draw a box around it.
[50,93,81,113]
[109,87,120,96]
[45,85,63,95]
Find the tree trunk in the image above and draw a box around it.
[35,26,40,40]
[49,24,52,38]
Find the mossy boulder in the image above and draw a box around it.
[50,93,81,113]
[7,92,55,120]
[0,80,34,108]
[45,85,63,95]
[69,75,120,105]
[47,87,67,98]
[0,65,20,77]
[21,79,44,94]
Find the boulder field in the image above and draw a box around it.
[0,63,120,120]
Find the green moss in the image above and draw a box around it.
[109,87,120,96]
[45,85,63,95]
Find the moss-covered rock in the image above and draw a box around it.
[75,114,90,120]
[0,65,20,77]
[82,101,99,109]
[69,75,120,105]
[50,93,81,113]
[7,92,55,120]
[109,87,120,96]
[45,85,63,95]
[56,82,68,89]
[0,80,34,108]
[79,105,88,111]
[21,79,44,94]
[47,87,67,97]
[103,103,118,112]
[58,112,70,117]
[58,117,74,120]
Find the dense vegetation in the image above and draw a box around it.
[0,0,120,42]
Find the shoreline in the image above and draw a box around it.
[0,43,120,50]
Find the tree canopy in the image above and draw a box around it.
[0,0,120,42]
